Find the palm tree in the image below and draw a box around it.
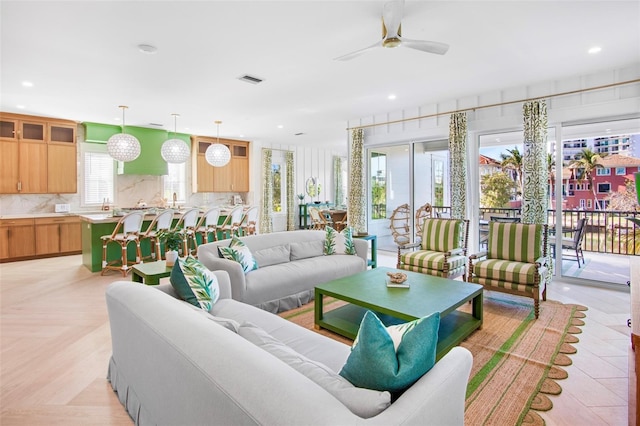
[500,147,524,197]
[569,148,605,210]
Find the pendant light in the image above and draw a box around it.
[161,113,190,163]
[107,105,141,162]
[205,120,231,167]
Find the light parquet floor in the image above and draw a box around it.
[0,253,631,425]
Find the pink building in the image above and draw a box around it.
[560,154,640,210]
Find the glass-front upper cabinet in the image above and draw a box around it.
[0,115,45,143]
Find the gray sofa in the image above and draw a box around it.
[197,230,368,312]
[106,275,473,425]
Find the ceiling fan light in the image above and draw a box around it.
[205,143,231,167]
[107,133,141,162]
[161,138,190,163]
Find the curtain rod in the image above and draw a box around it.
[347,78,640,131]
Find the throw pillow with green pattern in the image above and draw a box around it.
[324,226,356,256]
[170,255,219,311]
[218,235,259,273]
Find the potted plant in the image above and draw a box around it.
[157,229,184,266]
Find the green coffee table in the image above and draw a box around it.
[314,267,483,361]
[131,260,173,285]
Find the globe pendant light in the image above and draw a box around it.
[161,113,190,163]
[107,105,141,162]
[205,120,231,167]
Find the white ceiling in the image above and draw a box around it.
[1,1,639,148]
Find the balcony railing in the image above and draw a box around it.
[431,206,639,256]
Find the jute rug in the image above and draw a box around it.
[279,293,587,426]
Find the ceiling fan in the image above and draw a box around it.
[334,0,449,61]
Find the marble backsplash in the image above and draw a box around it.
[0,174,251,215]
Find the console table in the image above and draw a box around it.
[298,203,332,229]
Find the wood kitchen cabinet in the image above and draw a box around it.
[0,112,77,194]
[0,218,36,260]
[191,136,250,193]
[34,216,82,255]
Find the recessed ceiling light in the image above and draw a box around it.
[16,105,25,109]
[138,44,158,54]
[22,81,33,87]
[277,125,284,129]
[239,134,244,138]
[588,46,601,54]
[388,94,396,100]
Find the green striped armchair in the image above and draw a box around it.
[468,222,549,318]
[397,218,469,280]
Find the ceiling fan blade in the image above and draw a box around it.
[400,38,449,55]
[333,40,382,61]
[382,0,404,39]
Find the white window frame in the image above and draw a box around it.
[615,167,626,175]
[81,142,115,207]
[163,162,187,204]
[597,182,611,193]
[596,167,611,176]
[579,199,585,209]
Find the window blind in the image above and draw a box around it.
[83,151,114,205]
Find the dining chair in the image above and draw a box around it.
[218,205,244,239]
[309,207,329,230]
[172,208,200,256]
[238,206,259,236]
[139,208,175,261]
[196,207,221,244]
[550,217,588,267]
[100,210,146,276]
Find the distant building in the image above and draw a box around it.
[561,153,640,210]
[550,134,639,163]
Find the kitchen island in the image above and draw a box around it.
[79,209,236,272]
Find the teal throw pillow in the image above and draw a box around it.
[324,226,356,256]
[170,255,220,311]
[339,310,440,393]
[219,235,258,273]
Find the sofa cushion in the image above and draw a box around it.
[219,235,258,273]
[472,258,545,285]
[324,227,356,256]
[420,219,462,252]
[290,240,324,260]
[487,222,544,263]
[238,322,391,418]
[400,250,466,270]
[170,256,220,311]
[339,310,440,393]
[253,244,290,267]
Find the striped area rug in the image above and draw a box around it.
[280,294,586,425]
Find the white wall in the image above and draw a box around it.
[348,64,640,247]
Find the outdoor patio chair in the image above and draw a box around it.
[397,217,469,280]
[468,222,549,318]
[550,217,588,268]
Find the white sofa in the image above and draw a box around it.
[197,230,368,312]
[106,275,473,425]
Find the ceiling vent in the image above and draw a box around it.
[294,132,305,136]
[238,74,263,85]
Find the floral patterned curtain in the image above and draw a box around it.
[260,148,273,233]
[522,100,548,225]
[448,112,467,219]
[286,151,295,231]
[348,128,366,234]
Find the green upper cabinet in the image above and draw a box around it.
[82,123,191,176]
[120,126,168,175]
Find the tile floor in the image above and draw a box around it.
[377,251,631,426]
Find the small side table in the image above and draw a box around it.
[132,260,173,285]
[354,234,377,268]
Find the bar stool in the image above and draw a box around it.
[238,206,259,236]
[218,205,244,239]
[195,207,221,244]
[172,208,200,256]
[100,210,146,276]
[139,209,175,261]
